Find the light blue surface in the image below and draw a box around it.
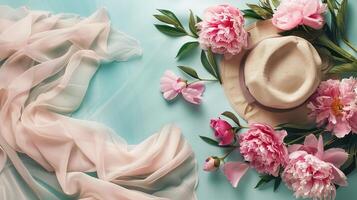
[2,0,357,199]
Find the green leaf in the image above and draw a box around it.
[153,14,181,27]
[276,123,317,133]
[273,177,282,192]
[154,24,186,37]
[326,0,338,42]
[317,34,357,63]
[177,65,200,79]
[259,0,273,11]
[206,49,222,83]
[242,9,264,19]
[255,178,267,189]
[255,174,275,188]
[189,10,198,37]
[336,0,348,36]
[247,4,273,19]
[176,41,199,59]
[328,62,357,74]
[196,16,202,23]
[270,0,280,8]
[221,111,241,127]
[201,50,218,79]
[157,9,183,27]
[199,136,219,147]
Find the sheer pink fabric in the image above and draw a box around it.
[0,6,197,200]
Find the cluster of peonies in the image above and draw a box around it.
[197,4,248,56]
[160,70,205,104]
[308,77,357,138]
[204,119,348,200]
[272,0,327,30]
[283,135,348,200]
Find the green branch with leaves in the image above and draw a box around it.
[153,9,222,83]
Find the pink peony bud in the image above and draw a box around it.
[210,118,235,146]
[203,156,220,172]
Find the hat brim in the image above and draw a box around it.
[220,20,315,126]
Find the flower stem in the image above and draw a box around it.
[188,78,218,84]
[287,129,323,145]
[187,32,198,38]
[220,148,236,160]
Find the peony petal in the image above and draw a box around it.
[219,130,234,146]
[188,82,205,93]
[222,161,249,188]
[163,90,179,100]
[288,144,303,153]
[0,147,6,173]
[331,165,348,186]
[304,134,318,148]
[333,121,351,138]
[316,135,324,159]
[303,15,324,29]
[164,70,179,80]
[302,0,318,17]
[323,148,348,168]
[181,83,205,105]
[275,130,288,144]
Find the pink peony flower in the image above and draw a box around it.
[160,70,205,104]
[239,123,288,176]
[283,152,338,200]
[210,118,235,146]
[308,77,357,138]
[203,156,220,172]
[272,0,327,30]
[197,4,248,56]
[283,134,348,200]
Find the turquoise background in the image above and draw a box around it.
[1,0,357,199]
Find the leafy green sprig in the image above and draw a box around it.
[154,9,222,83]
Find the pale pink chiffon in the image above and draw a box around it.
[0,6,197,200]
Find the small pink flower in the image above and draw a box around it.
[283,134,348,200]
[160,70,205,104]
[308,77,357,138]
[210,118,235,146]
[272,0,327,30]
[239,123,288,176]
[203,156,220,172]
[197,4,248,56]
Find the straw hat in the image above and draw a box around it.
[220,20,323,126]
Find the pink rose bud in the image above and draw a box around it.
[203,156,220,172]
[210,118,235,146]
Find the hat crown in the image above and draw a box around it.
[244,36,322,109]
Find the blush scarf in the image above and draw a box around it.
[0,6,197,200]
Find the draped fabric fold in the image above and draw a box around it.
[0,6,198,200]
